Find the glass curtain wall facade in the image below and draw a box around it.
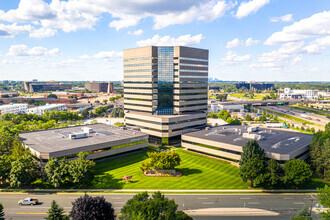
[157,47,174,115]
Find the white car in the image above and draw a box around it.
[18,197,38,206]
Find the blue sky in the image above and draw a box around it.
[0,0,329,81]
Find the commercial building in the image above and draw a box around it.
[182,125,312,162]
[123,46,208,145]
[211,103,244,113]
[236,82,274,91]
[27,104,67,115]
[280,88,319,100]
[43,92,85,99]
[24,81,72,92]
[0,103,27,116]
[85,81,114,93]
[19,124,148,160]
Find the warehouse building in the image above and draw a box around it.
[19,124,148,161]
[24,81,72,92]
[182,125,312,162]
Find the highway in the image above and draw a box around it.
[262,106,328,127]
[0,193,321,219]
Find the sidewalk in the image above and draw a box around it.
[0,188,318,193]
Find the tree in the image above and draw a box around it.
[291,205,312,220]
[70,194,115,220]
[141,151,181,171]
[239,141,266,187]
[44,158,69,188]
[317,185,330,219]
[0,203,4,220]
[46,200,68,220]
[239,140,265,166]
[310,126,330,180]
[284,159,312,186]
[265,159,282,186]
[120,191,191,220]
[10,154,40,188]
[68,152,95,187]
[47,94,58,99]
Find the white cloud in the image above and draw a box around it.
[253,41,305,69]
[265,11,330,45]
[245,38,259,46]
[221,51,251,65]
[226,38,243,48]
[303,36,330,54]
[29,27,57,38]
[81,51,122,60]
[127,29,143,36]
[310,67,320,72]
[0,23,31,38]
[6,44,60,56]
[109,16,141,31]
[0,0,234,37]
[2,59,21,64]
[153,0,232,29]
[270,14,293,22]
[236,0,270,19]
[137,34,204,47]
[226,37,259,48]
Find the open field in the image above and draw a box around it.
[89,149,250,189]
[229,93,270,100]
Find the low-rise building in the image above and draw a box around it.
[27,104,67,115]
[19,124,148,160]
[0,92,18,98]
[0,103,28,116]
[210,103,244,113]
[280,88,319,100]
[182,125,312,162]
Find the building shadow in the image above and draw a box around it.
[177,168,202,176]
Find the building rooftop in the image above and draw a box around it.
[19,124,147,154]
[28,103,66,110]
[182,125,312,155]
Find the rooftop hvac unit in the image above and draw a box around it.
[82,127,94,133]
[69,132,88,140]
[242,133,263,140]
[247,126,259,133]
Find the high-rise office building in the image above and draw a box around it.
[123,46,208,145]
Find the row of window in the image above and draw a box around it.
[178,63,208,67]
[124,57,154,62]
[182,140,241,156]
[124,63,154,67]
[176,69,208,73]
[176,75,208,78]
[177,57,208,62]
[124,75,156,78]
[124,69,155,73]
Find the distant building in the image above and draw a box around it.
[19,124,148,161]
[182,125,312,162]
[27,104,67,115]
[24,81,72,92]
[43,92,85,99]
[211,103,244,113]
[280,88,319,100]
[124,46,208,145]
[0,92,18,98]
[236,82,274,91]
[85,82,114,93]
[0,103,27,116]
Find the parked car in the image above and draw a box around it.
[18,198,38,206]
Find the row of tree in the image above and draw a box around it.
[208,110,241,125]
[239,140,312,188]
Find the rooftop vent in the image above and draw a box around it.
[82,127,94,133]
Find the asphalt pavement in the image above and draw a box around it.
[0,193,321,219]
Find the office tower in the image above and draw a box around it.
[85,82,114,93]
[123,46,208,145]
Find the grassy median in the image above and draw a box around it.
[89,149,250,189]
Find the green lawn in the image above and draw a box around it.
[89,149,250,189]
[230,93,269,100]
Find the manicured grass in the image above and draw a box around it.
[89,149,250,189]
[230,93,270,100]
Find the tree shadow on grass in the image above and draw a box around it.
[91,173,125,189]
[177,168,202,176]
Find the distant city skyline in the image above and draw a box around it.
[0,0,330,81]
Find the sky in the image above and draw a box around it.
[0,0,330,82]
